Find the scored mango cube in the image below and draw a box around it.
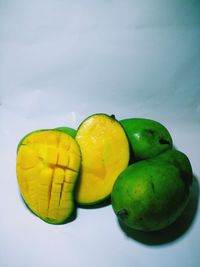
[53,167,65,184]
[50,192,60,200]
[49,198,60,209]
[51,183,62,193]
[57,148,69,167]
[65,169,76,183]
[68,154,80,171]
[63,182,74,192]
[59,199,72,209]
[60,191,72,201]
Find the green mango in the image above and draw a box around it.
[153,149,193,190]
[111,149,193,231]
[120,118,173,161]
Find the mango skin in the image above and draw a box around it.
[55,127,76,138]
[111,149,193,231]
[120,118,173,161]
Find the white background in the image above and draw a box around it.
[0,1,200,267]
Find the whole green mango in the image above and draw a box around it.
[120,118,173,161]
[111,149,193,231]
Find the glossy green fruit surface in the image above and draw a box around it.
[111,150,193,231]
[55,127,76,138]
[120,118,173,161]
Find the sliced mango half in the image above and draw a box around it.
[75,114,130,205]
[16,130,81,224]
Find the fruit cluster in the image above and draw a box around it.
[16,114,193,231]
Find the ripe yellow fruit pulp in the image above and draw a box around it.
[16,130,81,224]
[75,114,130,205]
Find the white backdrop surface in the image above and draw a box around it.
[0,1,200,267]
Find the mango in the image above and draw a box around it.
[75,114,130,205]
[111,149,193,231]
[16,129,81,224]
[120,118,173,161]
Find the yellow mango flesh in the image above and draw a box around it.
[75,114,129,205]
[16,130,81,224]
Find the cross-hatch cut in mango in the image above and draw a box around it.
[16,130,81,224]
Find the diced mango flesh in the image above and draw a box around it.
[16,130,81,223]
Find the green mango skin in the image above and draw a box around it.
[55,127,76,138]
[111,149,193,231]
[153,149,193,190]
[120,118,173,161]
